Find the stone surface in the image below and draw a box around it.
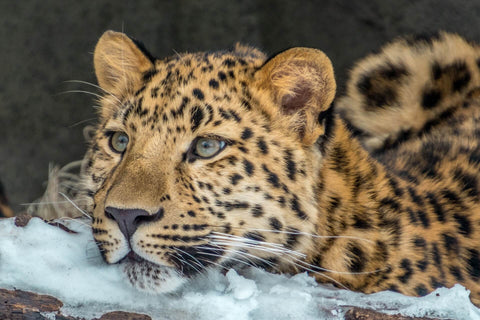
[3,0,480,211]
[344,307,443,320]
[0,288,153,320]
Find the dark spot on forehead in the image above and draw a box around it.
[209,79,219,89]
[228,109,241,122]
[241,128,253,140]
[219,108,231,121]
[218,71,227,81]
[193,88,204,100]
[190,106,204,132]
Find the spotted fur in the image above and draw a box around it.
[80,30,480,305]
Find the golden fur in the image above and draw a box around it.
[77,30,480,304]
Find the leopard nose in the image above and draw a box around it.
[104,207,164,240]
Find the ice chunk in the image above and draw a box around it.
[226,269,258,300]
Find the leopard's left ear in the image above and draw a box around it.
[255,48,336,145]
[94,30,155,98]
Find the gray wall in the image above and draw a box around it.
[2,0,480,212]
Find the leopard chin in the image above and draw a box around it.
[122,257,187,294]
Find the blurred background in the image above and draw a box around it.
[2,0,480,213]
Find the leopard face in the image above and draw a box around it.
[82,31,335,292]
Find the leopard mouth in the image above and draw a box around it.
[121,251,187,293]
[118,242,226,292]
[120,250,147,263]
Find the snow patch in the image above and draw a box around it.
[226,269,258,300]
[1,217,479,320]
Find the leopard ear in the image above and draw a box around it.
[256,48,336,145]
[94,30,154,97]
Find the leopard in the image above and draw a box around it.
[80,30,480,305]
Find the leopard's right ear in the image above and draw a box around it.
[94,30,155,98]
[254,47,336,145]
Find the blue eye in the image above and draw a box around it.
[110,132,129,153]
[193,138,226,158]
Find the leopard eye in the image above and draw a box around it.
[110,131,129,153]
[193,137,226,158]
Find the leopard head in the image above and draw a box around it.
[82,31,336,292]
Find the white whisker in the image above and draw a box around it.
[58,90,105,100]
[175,247,205,269]
[227,227,375,244]
[69,117,97,128]
[172,49,182,60]
[196,257,228,272]
[64,80,122,104]
[56,217,92,229]
[20,199,89,206]
[171,250,202,274]
[196,249,256,269]
[210,239,305,259]
[209,232,306,258]
[196,242,260,269]
[59,192,92,220]
[209,232,385,280]
[222,247,280,271]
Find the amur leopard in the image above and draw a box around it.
[75,30,480,305]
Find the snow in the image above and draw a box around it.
[1,216,480,320]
